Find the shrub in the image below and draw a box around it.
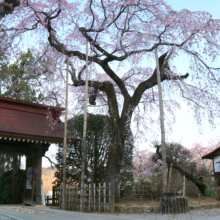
[0,169,25,204]
[204,188,215,198]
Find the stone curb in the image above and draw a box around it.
[115,205,160,214]
[115,203,220,214]
[190,203,220,210]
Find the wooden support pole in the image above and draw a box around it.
[167,162,173,192]
[80,39,89,212]
[183,175,186,197]
[155,47,167,193]
[62,55,69,210]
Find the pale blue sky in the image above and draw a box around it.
[166,0,220,19]
[161,0,220,148]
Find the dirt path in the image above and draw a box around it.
[116,197,220,207]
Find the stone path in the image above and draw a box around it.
[2,207,51,214]
[1,205,220,220]
[0,214,15,220]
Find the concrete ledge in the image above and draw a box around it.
[115,203,220,214]
[115,205,160,214]
[190,203,220,210]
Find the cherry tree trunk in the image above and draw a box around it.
[106,133,124,181]
[106,141,124,201]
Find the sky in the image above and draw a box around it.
[166,0,220,19]
[38,0,220,168]
[162,0,220,148]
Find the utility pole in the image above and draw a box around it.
[80,39,89,212]
[62,55,69,210]
[155,47,167,193]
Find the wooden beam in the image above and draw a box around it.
[0,142,50,156]
[0,132,80,143]
[0,144,28,154]
[35,144,43,205]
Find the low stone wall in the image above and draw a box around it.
[190,203,220,210]
[115,202,220,214]
[115,205,160,214]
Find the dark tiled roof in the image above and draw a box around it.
[202,147,220,160]
[0,96,81,143]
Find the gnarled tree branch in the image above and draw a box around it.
[155,145,207,195]
[131,52,189,106]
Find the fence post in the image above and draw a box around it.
[68,185,70,210]
[89,183,92,212]
[99,183,101,212]
[69,186,72,210]
[75,185,78,211]
[52,186,55,206]
[59,184,62,209]
[55,186,57,205]
[117,181,120,199]
[104,182,106,212]
[183,175,186,197]
[93,183,96,212]
[110,179,115,213]
[66,185,68,210]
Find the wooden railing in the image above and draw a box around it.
[58,179,115,213]
[120,184,162,200]
[45,186,60,206]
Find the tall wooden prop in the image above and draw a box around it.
[62,55,69,210]
[167,162,173,192]
[183,175,186,197]
[156,49,189,214]
[80,40,89,212]
[155,47,167,193]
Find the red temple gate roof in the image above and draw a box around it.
[0,96,81,143]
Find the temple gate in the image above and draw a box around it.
[0,97,80,205]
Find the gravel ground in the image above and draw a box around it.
[2,207,51,214]
[0,207,51,220]
[0,206,220,220]
[107,209,220,220]
[0,214,15,220]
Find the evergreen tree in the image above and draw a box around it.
[0,169,25,204]
[0,49,52,175]
[0,49,51,102]
[54,113,133,186]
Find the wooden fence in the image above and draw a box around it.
[58,179,115,213]
[120,184,162,200]
[45,186,60,206]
